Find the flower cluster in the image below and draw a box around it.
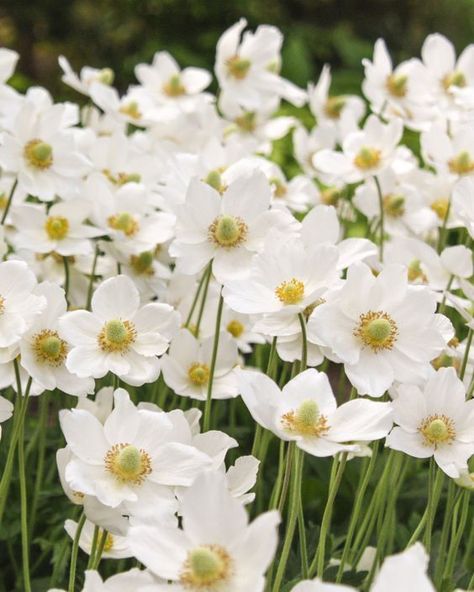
[0,22,472,592]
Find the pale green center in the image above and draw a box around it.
[208,215,247,248]
[24,139,53,170]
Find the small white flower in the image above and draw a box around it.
[386,367,474,478]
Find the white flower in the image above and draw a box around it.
[313,115,406,183]
[161,328,239,401]
[307,263,450,396]
[20,282,94,396]
[238,368,393,457]
[59,55,115,96]
[0,260,46,348]
[129,471,280,592]
[223,237,339,337]
[421,123,474,179]
[170,170,296,282]
[386,367,474,478]
[59,275,179,385]
[76,386,114,424]
[11,200,102,256]
[67,568,159,592]
[59,388,213,508]
[0,97,90,201]
[215,18,306,113]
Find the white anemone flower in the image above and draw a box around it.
[452,177,474,237]
[20,282,94,396]
[386,367,474,478]
[65,568,160,592]
[59,275,179,385]
[161,328,239,401]
[238,368,393,457]
[129,471,280,592]
[421,123,474,180]
[59,55,115,96]
[11,200,102,256]
[307,263,451,397]
[215,18,306,113]
[0,260,46,348]
[313,115,406,184]
[170,170,297,282]
[223,237,340,337]
[59,388,213,508]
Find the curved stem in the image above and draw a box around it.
[91,528,109,570]
[298,313,308,372]
[68,513,86,592]
[193,262,212,337]
[63,257,71,307]
[1,178,18,225]
[184,264,210,328]
[202,291,224,432]
[422,461,444,552]
[85,244,100,310]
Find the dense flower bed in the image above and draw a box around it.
[0,19,472,592]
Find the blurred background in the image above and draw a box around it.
[2,0,474,100]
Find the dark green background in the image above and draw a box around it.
[2,0,474,99]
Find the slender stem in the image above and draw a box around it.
[269,440,287,510]
[202,291,224,432]
[251,337,277,456]
[298,313,308,372]
[336,443,379,582]
[0,368,32,525]
[297,454,308,579]
[434,480,456,585]
[63,257,71,307]
[86,526,99,569]
[423,461,445,552]
[18,393,32,592]
[91,528,109,569]
[310,453,348,578]
[1,178,18,225]
[441,490,470,587]
[85,244,100,310]
[460,328,473,380]
[374,176,385,262]
[29,394,48,538]
[184,266,209,328]
[193,262,212,337]
[271,445,302,592]
[438,275,454,315]
[68,513,86,592]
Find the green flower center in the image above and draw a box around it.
[105,443,152,484]
[355,310,398,353]
[180,545,232,588]
[24,139,53,170]
[208,215,248,248]
[163,74,186,97]
[354,147,381,171]
[33,330,68,366]
[98,319,137,353]
[227,55,251,79]
[386,73,408,98]
[188,363,210,386]
[419,414,456,447]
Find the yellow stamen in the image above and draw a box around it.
[104,443,152,485]
[97,319,137,353]
[180,545,232,589]
[354,147,381,171]
[188,363,210,386]
[419,414,456,448]
[354,310,398,353]
[33,329,68,366]
[208,215,248,248]
[45,216,69,240]
[24,139,53,170]
[275,279,305,305]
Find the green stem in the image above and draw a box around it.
[298,313,308,372]
[29,394,48,539]
[91,528,109,569]
[202,291,224,432]
[85,244,100,310]
[336,444,379,582]
[86,526,99,569]
[271,445,302,592]
[297,454,308,578]
[68,513,86,592]
[374,176,385,262]
[310,453,348,578]
[63,257,71,307]
[193,262,212,337]
[18,394,32,592]
[1,178,18,225]
[184,264,210,328]
[437,199,451,253]
[422,461,445,552]
[0,368,32,525]
[269,440,287,510]
[438,275,454,315]
[441,490,470,588]
[434,480,456,585]
[460,328,473,381]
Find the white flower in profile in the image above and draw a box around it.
[59,388,213,508]
[421,123,474,179]
[0,260,46,348]
[135,51,212,110]
[215,18,306,112]
[223,237,340,337]
[225,455,260,505]
[0,395,13,441]
[313,115,406,183]
[161,328,239,401]
[307,263,450,397]
[11,200,102,256]
[0,97,90,201]
[170,170,296,282]
[76,386,114,424]
[309,64,365,139]
[58,55,115,96]
[64,518,132,559]
[129,471,280,592]
[290,543,434,592]
[452,177,474,237]
[386,367,474,478]
[20,282,94,396]
[293,122,337,177]
[238,369,393,457]
[59,275,179,385]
